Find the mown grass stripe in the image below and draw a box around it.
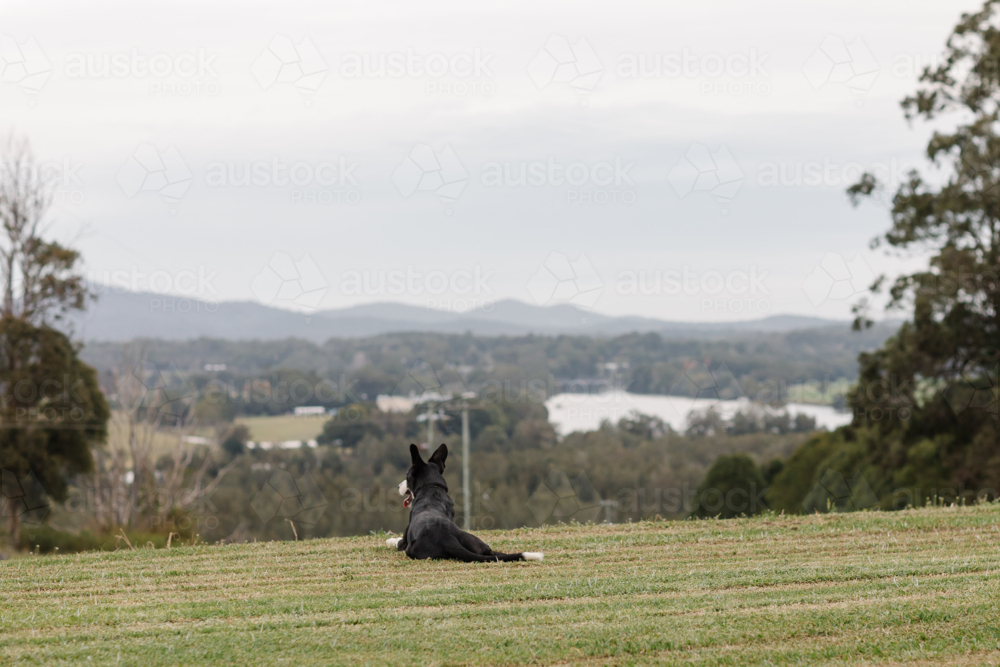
[2,505,999,665]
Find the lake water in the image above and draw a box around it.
[544,392,852,436]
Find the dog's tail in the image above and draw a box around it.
[444,536,543,563]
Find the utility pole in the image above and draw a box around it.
[461,401,471,531]
[599,499,618,524]
[425,404,434,448]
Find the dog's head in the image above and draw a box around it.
[398,443,447,508]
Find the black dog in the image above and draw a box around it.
[385,444,543,563]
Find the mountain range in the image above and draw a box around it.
[68,288,852,343]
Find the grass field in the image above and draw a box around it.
[2,505,1000,666]
[235,414,327,443]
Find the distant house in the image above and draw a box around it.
[293,406,327,417]
[377,391,460,413]
[246,440,318,450]
[376,395,415,413]
[413,391,449,405]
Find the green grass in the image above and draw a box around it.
[235,414,326,443]
[3,505,1000,666]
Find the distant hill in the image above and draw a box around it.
[69,288,851,343]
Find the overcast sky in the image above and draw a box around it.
[2,0,982,323]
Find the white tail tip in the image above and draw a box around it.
[522,552,544,561]
[385,537,402,548]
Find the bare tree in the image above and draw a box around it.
[83,347,235,532]
[0,133,88,325]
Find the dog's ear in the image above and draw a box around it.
[409,444,425,466]
[429,443,447,471]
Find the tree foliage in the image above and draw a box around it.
[691,453,767,519]
[0,317,109,525]
[844,1,1000,499]
[0,135,107,543]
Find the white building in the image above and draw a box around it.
[376,395,415,413]
[293,406,327,417]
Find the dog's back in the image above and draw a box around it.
[387,444,543,563]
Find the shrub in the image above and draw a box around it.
[691,453,767,519]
